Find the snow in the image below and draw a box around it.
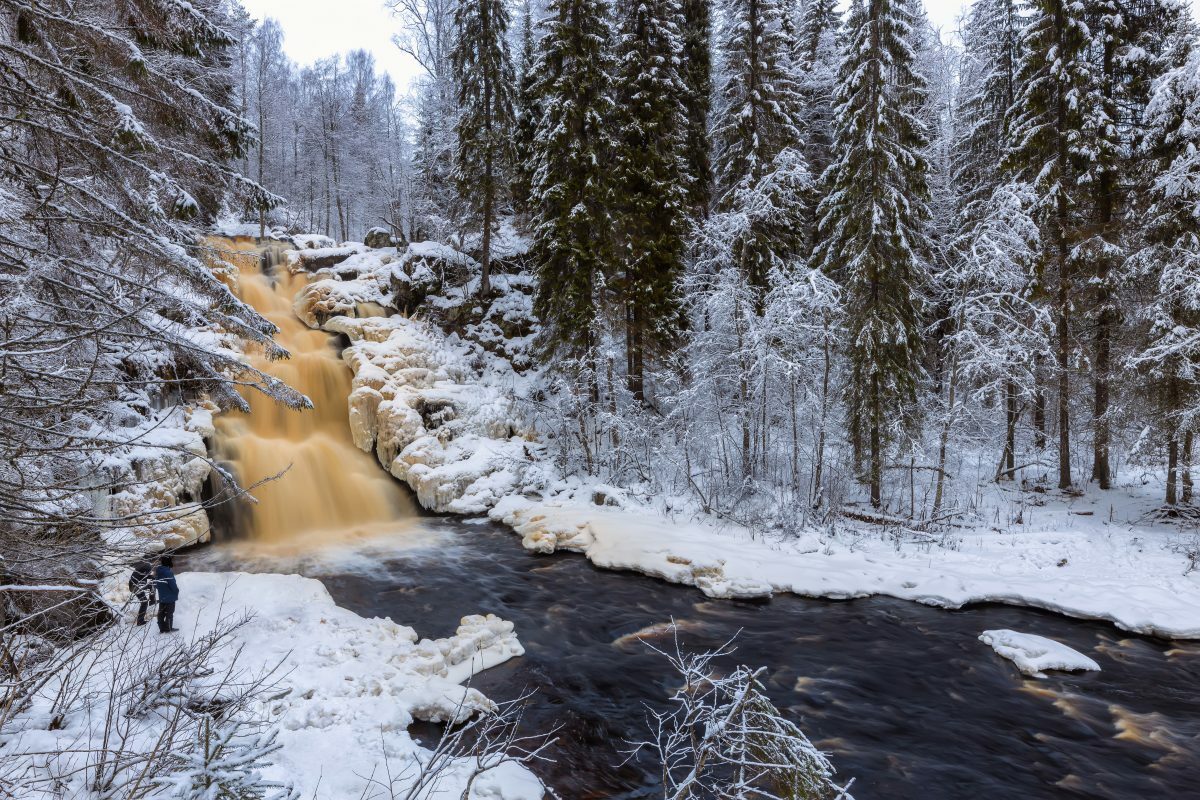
[4,571,541,800]
[979,629,1102,678]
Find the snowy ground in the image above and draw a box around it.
[2,572,541,799]
[291,240,1200,641]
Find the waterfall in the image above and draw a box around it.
[208,237,415,543]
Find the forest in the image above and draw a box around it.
[232,0,1200,523]
[2,0,1200,797]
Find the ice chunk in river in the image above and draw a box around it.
[979,629,1101,679]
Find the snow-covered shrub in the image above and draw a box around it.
[156,716,299,800]
[638,634,854,800]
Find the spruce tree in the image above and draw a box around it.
[611,0,689,400]
[952,0,1025,476]
[1129,15,1200,505]
[452,0,516,296]
[813,0,931,509]
[1075,0,1189,488]
[680,0,714,215]
[1004,0,1092,490]
[529,0,616,366]
[713,0,807,302]
[795,0,841,245]
[512,0,539,224]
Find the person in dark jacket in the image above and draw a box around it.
[128,554,156,625]
[154,555,180,633]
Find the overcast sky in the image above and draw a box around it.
[237,0,995,91]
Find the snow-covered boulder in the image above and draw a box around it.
[979,629,1101,678]
[364,226,401,249]
[102,402,218,550]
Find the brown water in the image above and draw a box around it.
[207,237,415,545]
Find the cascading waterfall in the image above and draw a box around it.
[208,237,415,543]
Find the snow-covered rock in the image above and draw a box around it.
[101,402,220,550]
[979,629,1101,679]
[325,314,539,514]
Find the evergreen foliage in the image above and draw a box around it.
[814,0,932,507]
[529,0,617,363]
[680,0,714,215]
[452,0,517,295]
[611,0,690,399]
[712,0,809,300]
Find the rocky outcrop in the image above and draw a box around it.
[103,402,218,551]
[321,315,541,515]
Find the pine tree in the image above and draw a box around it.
[452,0,517,296]
[680,0,714,215]
[610,0,689,401]
[712,0,808,302]
[529,0,616,366]
[1004,0,1092,490]
[813,0,931,509]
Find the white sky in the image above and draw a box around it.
[239,0,421,87]
[237,0,990,92]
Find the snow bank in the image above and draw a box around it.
[489,493,1200,638]
[979,629,1101,678]
[5,572,541,800]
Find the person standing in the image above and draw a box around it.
[154,555,180,633]
[128,554,155,625]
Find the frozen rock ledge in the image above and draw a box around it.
[979,629,1101,679]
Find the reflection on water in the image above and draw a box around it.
[191,518,1200,800]
[206,237,416,545]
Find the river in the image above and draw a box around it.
[193,240,1200,799]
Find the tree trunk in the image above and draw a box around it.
[1055,209,1072,490]
[481,175,493,297]
[999,379,1019,481]
[1033,371,1047,451]
[811,313,832,509]
[626,296,644,401]
[1167,437,1179,506]
[870,375,882,509]
[1184,431,1194,503]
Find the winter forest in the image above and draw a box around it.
[3,0,1200,796]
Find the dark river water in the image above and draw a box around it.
[188,516,1200,800]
